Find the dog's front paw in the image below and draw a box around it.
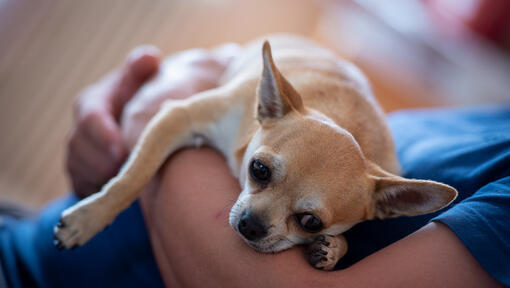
[307,234,347,270]
[53,200,112,250]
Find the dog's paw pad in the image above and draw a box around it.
[306,235,347,271]
[307,247,329,269]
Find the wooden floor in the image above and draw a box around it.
[0,0,441,207]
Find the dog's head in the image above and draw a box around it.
[229,41,457,253]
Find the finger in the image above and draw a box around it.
[68,127,122,180]
[111,45,161,118]
[71,172,107,199]
[67,134,122,198]
[68,163,101,198]
[67,141,104,198]
[80,110,126,162]
[126,45,161,83]
[73,131,121,179]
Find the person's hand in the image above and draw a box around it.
[120,43,241,150]
[67,43,241,198]
[67,46,161,198]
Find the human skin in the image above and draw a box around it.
[70,45,502,287]
[140,149,502,288]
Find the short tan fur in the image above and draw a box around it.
[54,35,457,270]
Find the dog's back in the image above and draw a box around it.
[223,35,399,174]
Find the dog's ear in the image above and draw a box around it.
[257,41,303,121]
[368,165,457,218]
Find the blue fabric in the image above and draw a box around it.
[0,196,164,288]
[1,104,509,287]
[338,104,510,286]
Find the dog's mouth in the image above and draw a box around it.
[242,235,296,253]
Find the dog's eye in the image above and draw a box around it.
[295,213,323,233]
[249,159,271,184]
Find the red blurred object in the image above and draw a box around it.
[468,0,510,45]
[425,0,510,49]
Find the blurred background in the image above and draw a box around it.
[1,0,510,207]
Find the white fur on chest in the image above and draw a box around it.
[204,106,245,178]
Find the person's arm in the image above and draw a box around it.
[345,221,502,287]
[66,43,239,198]
[140,148,502,288]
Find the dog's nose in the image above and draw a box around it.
[238,210,267,241]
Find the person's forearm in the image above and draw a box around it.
[140,148,501,288]
[323,222,502,288]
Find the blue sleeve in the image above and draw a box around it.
[432,176,510,286]
[0,195,164,288]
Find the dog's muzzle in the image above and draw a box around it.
[237,210,267,241]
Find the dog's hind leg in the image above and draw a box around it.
[54,88,238,249]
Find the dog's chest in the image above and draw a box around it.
[206,105,246,177]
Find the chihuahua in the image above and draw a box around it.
[54,35,457,270]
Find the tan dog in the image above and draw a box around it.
[54,35,457,270]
